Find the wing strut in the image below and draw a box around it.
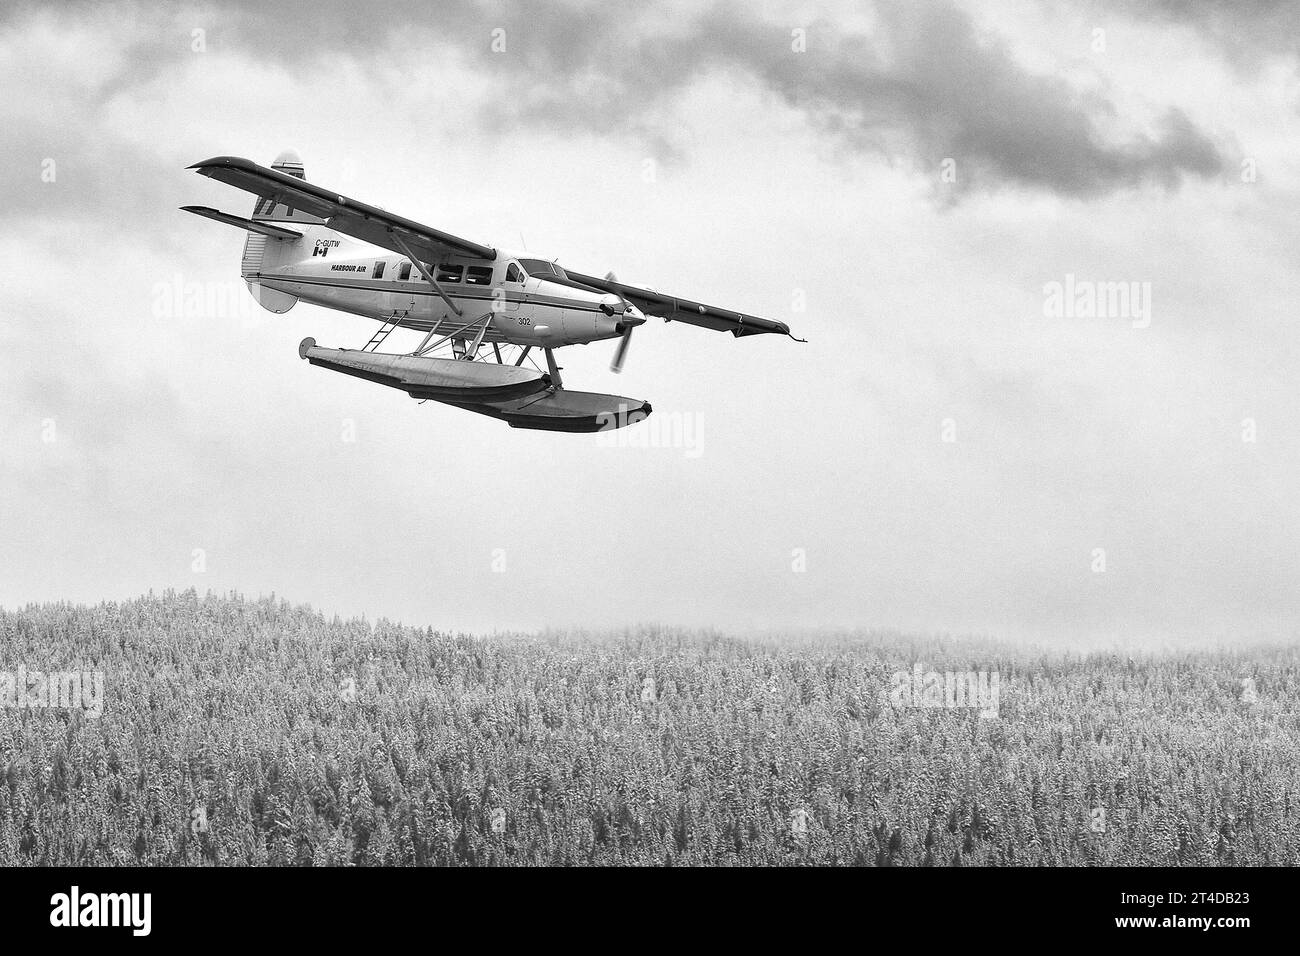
[411,317,443,356]
[464,312,491,359]
[413,313,491,358]
[389,230,463,317]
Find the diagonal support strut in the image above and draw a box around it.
[388,229,463,317]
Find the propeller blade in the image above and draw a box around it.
[610,327,633,373]
[605,271,639,372]
[605,271,629,309]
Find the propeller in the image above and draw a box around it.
[605,271,639,374]
[611,323,634,373]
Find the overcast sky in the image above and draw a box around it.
[1,0,1297,644]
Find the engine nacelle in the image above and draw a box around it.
[489,307,621,347]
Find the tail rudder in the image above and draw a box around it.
[240,150,328,313]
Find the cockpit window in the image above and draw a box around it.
[505,262,525,283]
[518,258,567,282]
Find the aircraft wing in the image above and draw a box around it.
[563,270,797,338]
[187,156,496,263]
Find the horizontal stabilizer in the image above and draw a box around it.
[180,205,303,240]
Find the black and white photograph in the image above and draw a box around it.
[1,0,1296,940]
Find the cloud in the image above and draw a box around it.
[1100,0,1300,65]
[453,0,1231,197]
[0,0,1294,645]
[0,0,1229,200]
[705,1,1226,197]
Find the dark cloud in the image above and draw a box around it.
[1,0,1229,199]
[1093,0,1300,65]
[455,0,1230,197]
[702,2,1226,197]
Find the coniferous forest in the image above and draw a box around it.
[0,591,1295,866]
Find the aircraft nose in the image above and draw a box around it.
[614,305,647,333]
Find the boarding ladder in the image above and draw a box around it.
[362,316,404,352]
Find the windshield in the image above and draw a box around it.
[519,258,568,282]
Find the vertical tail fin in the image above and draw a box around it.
[248,150,327,225]
[241,150,314,313]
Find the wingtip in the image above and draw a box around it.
[187,155,255,172]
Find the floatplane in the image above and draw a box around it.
[184,151,801,431]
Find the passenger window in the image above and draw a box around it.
[505,262,524,283]
[436,263,463,283]
[372,261,386,279]
[466,266,493,285]
[398,261,411,281]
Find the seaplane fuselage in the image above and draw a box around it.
[250,231,640,350]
